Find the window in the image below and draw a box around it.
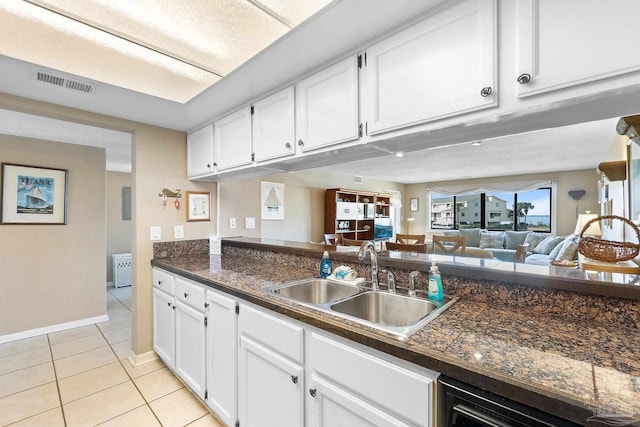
[430,188,552,232]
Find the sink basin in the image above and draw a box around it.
[330,291,455,337]
[267,278,361,305]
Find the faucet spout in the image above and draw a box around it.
[358,241,379,290]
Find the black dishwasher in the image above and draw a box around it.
[439,376,579,427]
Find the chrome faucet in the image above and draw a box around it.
[408,271,420,297]
[379,269,396,293]
[358,241,379,290]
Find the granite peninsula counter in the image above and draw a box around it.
[152,237,640,426]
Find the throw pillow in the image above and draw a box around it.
[534,236,565,255]
[548,237,567,259]
[556,238,579,261]
[504,231,529,250]
[523,232,548,250]
[479,231,504,249]
[459,228,481,247]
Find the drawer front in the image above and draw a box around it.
[239,304,304,364]
[310,332,435,426]
[175,277,206,312]
[152,268,174,295]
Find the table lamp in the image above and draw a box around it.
[574,211,602,237]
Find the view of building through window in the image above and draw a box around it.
[430,188,552,232]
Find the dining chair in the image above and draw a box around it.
[385,241,428,253]
[395,233,426,244]
[514,243,529,263]
[433,235,467,255]
[342,238,366,246]
[324,233,343,246]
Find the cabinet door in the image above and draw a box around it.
[253,86,295,162]
[296,56,359,152]
[516,0,640,98]
[187,123,215,177]
[336,202,358,220]
[308,375,409,427]
[175,300,206,398]
[215,107,252,170]
[152,288,175,368]
[364,0,496,135]
[206,290,238,427]
[238,336,304,427]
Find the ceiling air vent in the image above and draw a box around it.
[35,71,95,94]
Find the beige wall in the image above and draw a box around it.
[106,172,132,283]
[404,169,600,237]
[0,93,216,356]
[0,136,106,336]
[218,169,405,242]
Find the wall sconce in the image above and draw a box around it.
[159,188,182,209]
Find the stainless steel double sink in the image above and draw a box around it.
[264,278,456,338]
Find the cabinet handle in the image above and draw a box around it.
[297,139,304,147]
[285,142,292,149]
[157,280,162,285]
[480,86,492,97]
[207,163,211,168]
[204,302,209,308]
[309,388,317,397]
[172,305,176,310]
[167,302,171,307]
[213,162,218,167]
[184,292,189,298]
[517,73,531,84]
[291,375,298,384]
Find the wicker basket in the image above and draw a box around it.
[578,215,640,262]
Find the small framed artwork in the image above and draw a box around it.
[1,163,68,224]
[186,191,211,222]
[410,198,419,212]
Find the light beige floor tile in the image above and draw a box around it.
[7,406,65,427]
[97,404,162,427]
[97,316,131,333]
[0,362,55,399]
[0,336,49,358]
[0,346,51,376]
[149,388,208,427]
[106,292,117,302]
[106,301,127,311]
[54,346,117,379]
[107,306,131,319]
[51,334,108,360]
[63,381,145,427]
[58,362,129,404]
[103,327,131,345]
[0,382,59,426]
[121,357,165,379]
[187,413,226,427]
[48,325,100,346]
[134,367,184,402]
[110,340,131,360]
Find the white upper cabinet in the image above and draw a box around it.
[187,123,215,178]
[295,56,359,152]
[214,107,253,171]
[515,0,640,98]
[252,86,296,162]
[363,0,497,135]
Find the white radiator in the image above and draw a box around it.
[112,253,132,288]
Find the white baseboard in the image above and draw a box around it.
[0,314,110,345]
[127,350,159,367]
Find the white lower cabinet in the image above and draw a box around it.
[205,289,238,427]
[238,304,305,427]
[175,300,206,398]
[152,287,175,368]
[153,271,438,427]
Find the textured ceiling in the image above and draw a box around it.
[0,0,330,102]
[320,118,620,184]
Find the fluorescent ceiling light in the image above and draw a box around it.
[0,0,331,103]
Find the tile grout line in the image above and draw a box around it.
[47,332,68,427]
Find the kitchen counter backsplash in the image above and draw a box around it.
[153,238,640,330]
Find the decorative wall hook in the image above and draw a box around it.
[159,188,182,209]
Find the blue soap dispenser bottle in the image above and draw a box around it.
[428,263,444,302]
[320,251,332,278]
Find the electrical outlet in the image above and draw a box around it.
[150,226,161,241]
[174,225,184,239]
[245,217,256,229]
[229,217,237,229]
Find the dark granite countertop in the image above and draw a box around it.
[151,239,640,426]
